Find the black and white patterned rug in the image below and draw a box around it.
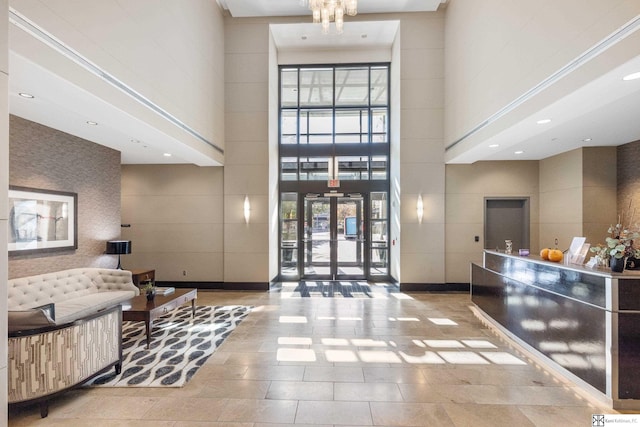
[86,305,251,387]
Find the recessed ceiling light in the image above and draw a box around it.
[536,119,552,124]
[622,72,640,81]
[489,144,499,148]
[583,138,592,142]
[514,150,524,155]
[301,35,307,40]
[361,34,368,39]
[86,121,98,125]
[18,92,34,98]
[163,153,172,157]
[130,139,141,144]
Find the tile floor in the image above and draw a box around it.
[8,289,617,426]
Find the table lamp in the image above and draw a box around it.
[106,240,131,269]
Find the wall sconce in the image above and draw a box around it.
[243,195,251,224]
[416,194,424,224]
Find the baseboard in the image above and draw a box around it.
[400,282,470,292]
[155,281,269,291]
[223,282,270,291]
[157,281,467,292]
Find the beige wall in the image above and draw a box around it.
[538,147,616,252]
[444,0,640,158]
[444,147,615,283]
[8,116,122,278]
[539,149,583,250]
[398,12,446,285]
[224,17,271,284]
[1,0,8,420]
[445,161,539,283]
[540,147,616,250]
[222,12,446,285]
[121,165,224,282]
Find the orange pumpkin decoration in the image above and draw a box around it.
[548,249,563,263]
[540,248,550,260]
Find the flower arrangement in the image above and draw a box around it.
[590,208,640,262]
[140,280,156,300]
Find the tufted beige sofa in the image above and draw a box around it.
[7,268,139,417]
[8,268,140,325]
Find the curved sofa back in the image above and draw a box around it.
[8,268,139,310]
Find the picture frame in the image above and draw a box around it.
[8,186,78,255]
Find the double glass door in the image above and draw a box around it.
[303,195,364,280]
[279,191,389,281]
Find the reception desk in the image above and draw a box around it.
[471,250,640,409]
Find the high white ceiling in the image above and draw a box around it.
[7,1,640,166]
[217,0,448,17]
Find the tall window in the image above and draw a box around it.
[279,64,390,280]
[279,65,390,182]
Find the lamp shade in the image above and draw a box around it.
[106,240,131,255]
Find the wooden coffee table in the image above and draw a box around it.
[121,288,197,348]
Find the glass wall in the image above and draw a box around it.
[279,64,390,281]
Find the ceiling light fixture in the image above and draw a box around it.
[18,92,34,98]
[622,71,640,81]
[489,144,499,148]
[163,153,172,157]
[303,0,357,34]
[515,150,524,155]
[86,120,98,125]
[536,119,552,124]
[583,138,592,142]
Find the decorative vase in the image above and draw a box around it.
[610,256,626,273]
[146,289,156,301]
[504,240,513,254]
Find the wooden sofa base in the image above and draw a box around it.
[8,305,123,418]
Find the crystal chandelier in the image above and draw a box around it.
[304,0,358,34]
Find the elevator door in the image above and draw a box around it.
[485,198,530,252]
[303,195,365,280]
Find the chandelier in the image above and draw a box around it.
[304,0,358,34]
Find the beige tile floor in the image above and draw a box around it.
[8,290,618,426]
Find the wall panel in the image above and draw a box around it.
[445,160,539,284]
[121,164,224,282]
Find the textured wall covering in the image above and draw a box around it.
[617,140,640,220]
[8,115,122,279]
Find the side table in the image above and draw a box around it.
[130,269,155,286]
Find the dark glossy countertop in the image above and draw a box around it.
[484,249,640,279]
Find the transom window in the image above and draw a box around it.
[280,64,390,182]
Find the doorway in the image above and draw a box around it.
[303,195,365,280]
[484,198,530,252]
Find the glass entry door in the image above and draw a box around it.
[303,195,365,280]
